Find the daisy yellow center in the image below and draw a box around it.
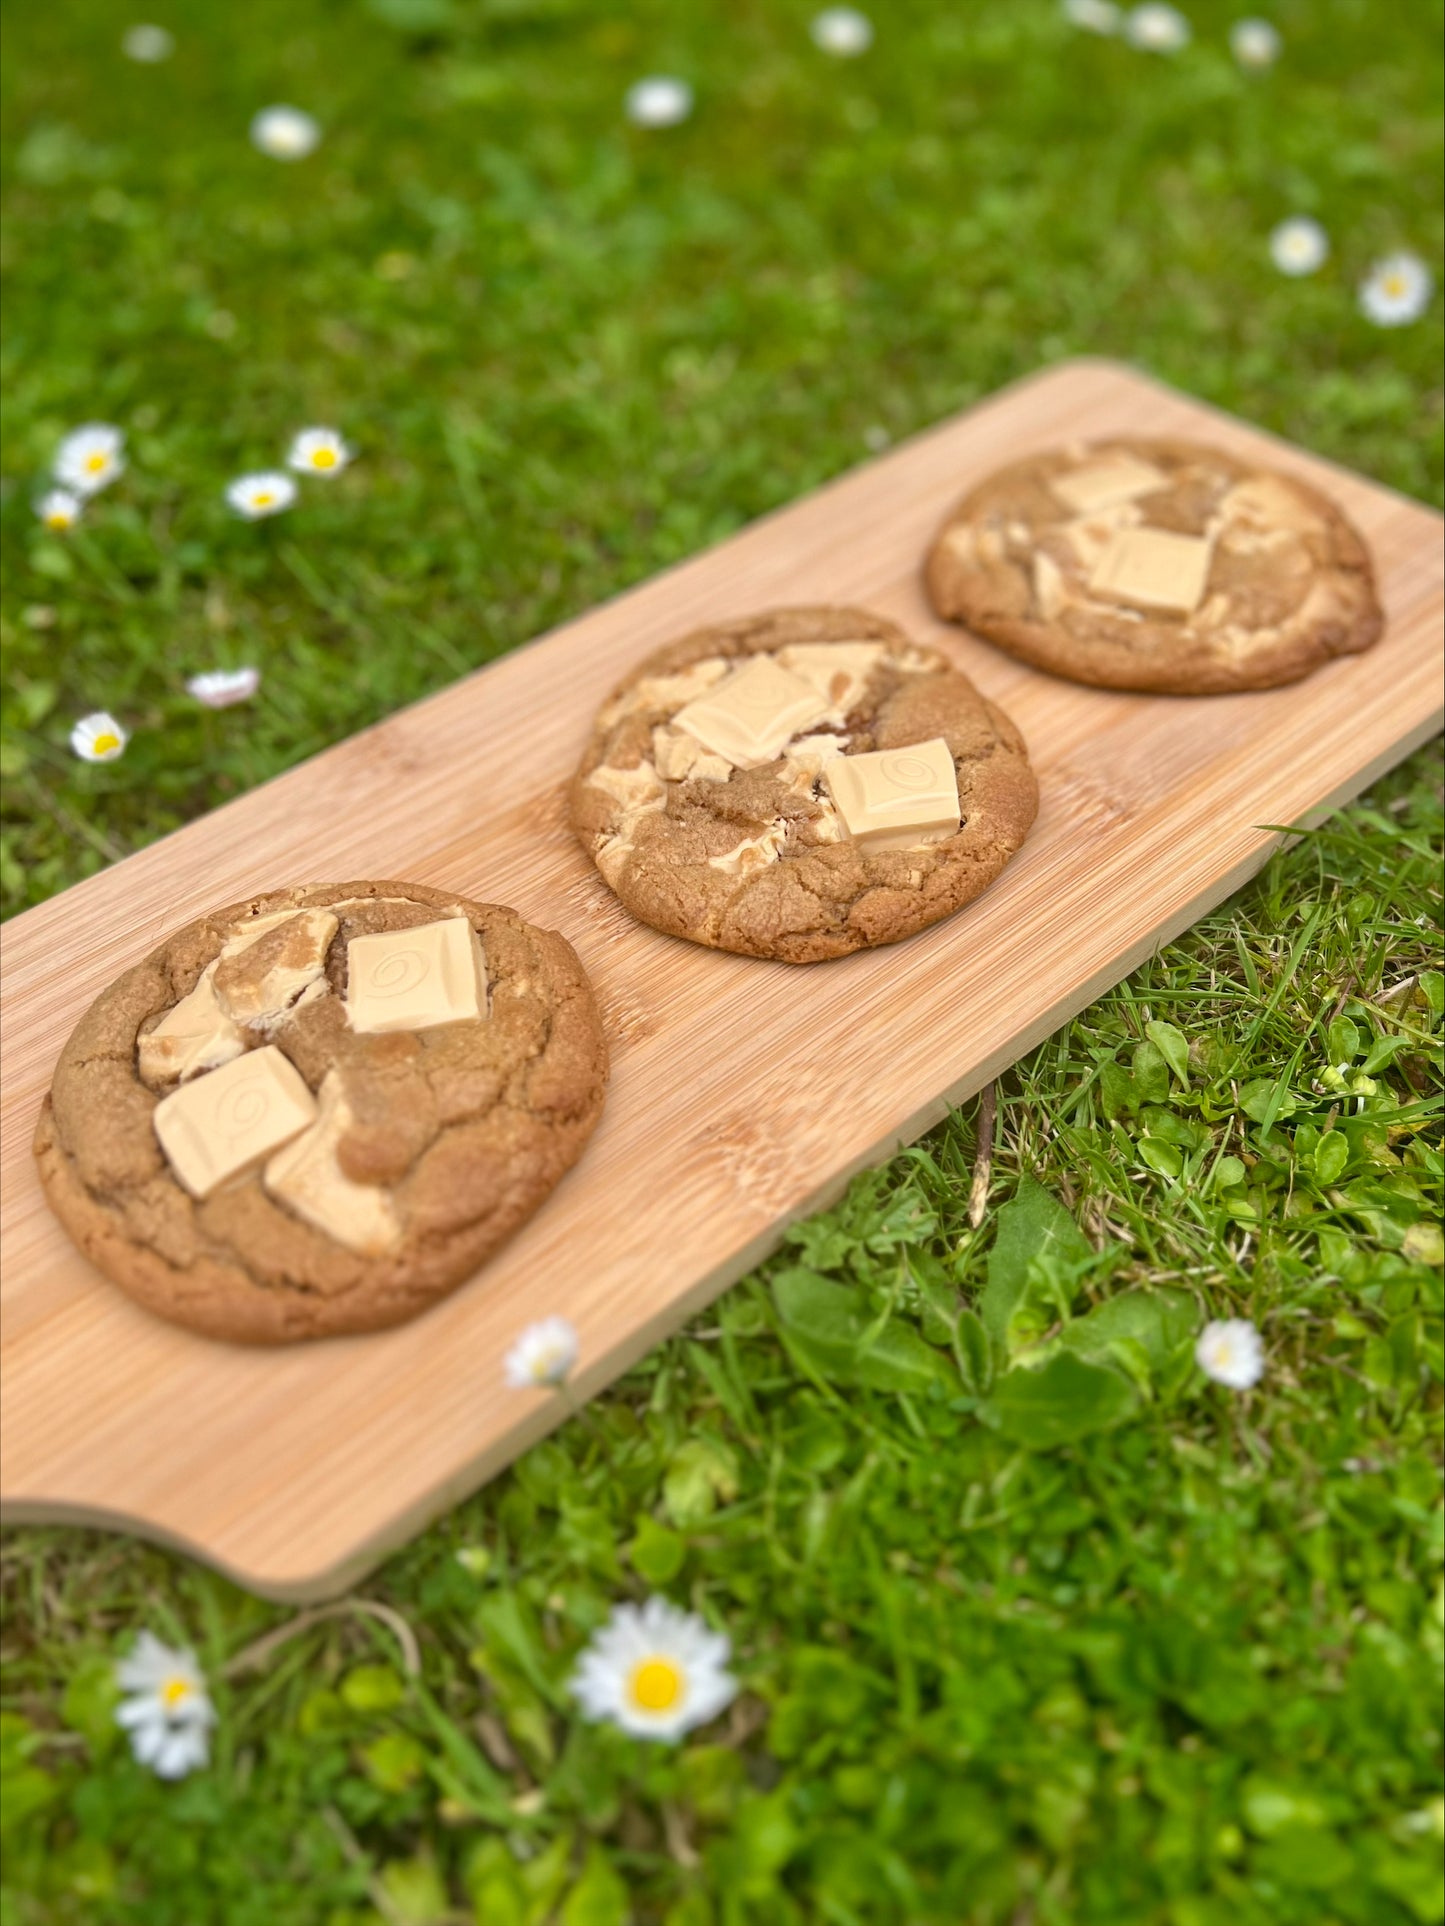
[1383,274,1407,297]
[629,1656,683,1713]
[312,447,337,468]
[253,492,274,507]
[85,451,107,473]
[161,1677,192,1708]
[47,511,71,528]
[91,732,120,755]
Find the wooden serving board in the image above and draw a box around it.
[2,361,1441,1600]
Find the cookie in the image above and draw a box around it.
[34,882,608,1343]
[570,606,1038,963]
[925,438,1383,694]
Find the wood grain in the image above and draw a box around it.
[2,360,1440,1600]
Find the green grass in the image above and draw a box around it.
[1,1,1442,1922]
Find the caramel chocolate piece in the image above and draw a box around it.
[152,1045,318,1198]
[138,961,248,1087]
[823,737,961,851]
[673,656,831,769]
[1050,454,1168,515]
[346,917,488,1036]
[1090,527,1213,614]
[264,1070,402,1255]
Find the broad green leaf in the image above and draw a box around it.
[977,1351,1138,1447]
[365,0,456,29]
[1402,1223,1444,1267]
[1059,1288,1197,1371]
[629,1515,685,1585]
[1098,1058,1135,1120]
[1131,1038,1171,1104]
[379,1853,451,1926]
[60,1654,120,1758]
[1212,1155,1247,1190]
[1137,1137,1184,1179]
[1059,1288,1197,1399]
[1360,1032,1414,1074]
[1314,1132,1350,1184]
[1241,1776,1329,1837]
[339,1663,405,1713]
[773,1269,952,1393]
[1144,1019,1190,1086]
[955,1309,994,1396]
[1373,1849,1445,1923]
[361,1731,427,1793]
[664,1436,740,1528]
[561,1847,629,1926]
[1239,1077,1299,1128]
[1326,1015,1361,1064]
[976,1179,1094,1349]
[1137,1106,1209,1149]
[734,1790,800,1877]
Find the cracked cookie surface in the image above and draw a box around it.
[570,607,1038,963]
[925,438,1383,694]
[34,881,608,1343]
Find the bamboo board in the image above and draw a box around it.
[2,360,1441,1600]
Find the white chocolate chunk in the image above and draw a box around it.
[688,750,734,782]
[1050,455,1168,515]
[823,738,961,851]
[652,726,701,781]
[781,731,849,788]
[708,821,789,873]
[1090,526,1213,614]
[595,835,633,883]
[1033,549,1068,620]
[138,961,249,1087]
[218,907,312,955]
[213,910,338,1027]
[153,1045,318,1198]
[775,642,886,717]
[585,761,666,810]
[600,657,730,727]
[347,917,488,1036]
[673,656,831,769]
[263,1071,402,1255]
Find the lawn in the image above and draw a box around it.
[1,1,1442,1922]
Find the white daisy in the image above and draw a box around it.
[187,667,260,708]
[1269,216,1329,277]
[54,423,125,497]
[1195,1318,1265,1390]
[1358,252,1434,328]
[70,712,128,763]
[570,1596,737,1743]
[1063,0,1122,32]
[249,105,321,161]
[1124,3,1191,51]
[624,77,694,129]
[225,472,297,520]
[811,8,874,56]
[287,426,353,477]
[504,1316,579,1389]
[1230,18,1281,68]
[36,488,82,532]
[114,1631,216,1780]
[122,23,174,62]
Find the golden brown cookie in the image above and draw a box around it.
[925,438,1383,694]
[34,882,608,1343]
[570,606,1038,963]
